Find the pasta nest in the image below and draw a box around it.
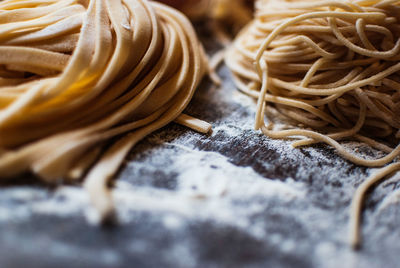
[0,0,208,217]
[227,0,400,157]
[226,0,400,248]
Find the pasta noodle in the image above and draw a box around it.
[0,0,210,220]
[226,0,400,248]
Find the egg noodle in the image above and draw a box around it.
[226,0,400,248]
[0,0,211,220]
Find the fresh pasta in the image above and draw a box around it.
[0,0,210,220]
[226,0,400,248]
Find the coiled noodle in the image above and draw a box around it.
[0,0,210,220]
[226,0,400,248]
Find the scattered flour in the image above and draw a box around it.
[0,146,306,247]
[0,69,398,266]
[376,187,400,214]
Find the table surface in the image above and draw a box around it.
[1,29,400,268]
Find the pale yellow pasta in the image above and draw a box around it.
[226,0,400,248]
[0,0,211,220]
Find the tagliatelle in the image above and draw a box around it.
[0,0,210,220]
[226,0,400,248]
